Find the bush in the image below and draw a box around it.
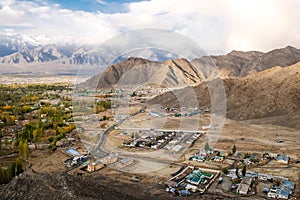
[244,153,251,159]
[48,136,54,142]
[232,178,240,184]
[222,167,229,175]
[51,145,57,152]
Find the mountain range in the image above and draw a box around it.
[2,32,300,80]
[83,45,300,88]
[78,45,300,128]
[0,32,180,76]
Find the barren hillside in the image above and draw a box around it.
[83,46,300,89]
[83,57,205,88]
[193,45,300,78]
[150,62,300,128]
[0,170,157,200]
[0,170,226,200]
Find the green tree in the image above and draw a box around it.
[222,167,229,175]
[0,139,2,155]
[242,165,247,176]
[16,159,23,175]
[23,140,29,161]
[131,91,137,97]
[10,162,16,177]
[232,144,237,154]
[235,166,239,177]
[205,142,210,151]
[32,129,39,143]
[18,140,23,159]
[51,145,57,152]
[18,140,29,160]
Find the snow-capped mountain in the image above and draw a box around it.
[0,31,180,67]
[0,31,37,57]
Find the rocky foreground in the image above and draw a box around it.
[0,170,152,200]
[0,170,234,200]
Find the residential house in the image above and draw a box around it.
[276,155,290,164]
[213,155,224,162]
[266,152,278,158]
[191,155,205,162]
[100,153,118,165]
[258,173,272,181]
[87,161,104,172]
[237,177,253,195]
[268,188,289,199]
[268,179,295,199]
[117,157,134,168]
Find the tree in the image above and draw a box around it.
[131,91,137,97]
[242,165,247,176]
[32,129,39,143]
[18,140,29,160]
[18,140,23,159]
[235,166,239,177]
[222,167,229,175]
[16,158,23,175]
[51,145,57,152]
[134,132,139,139]
[10,162,16,177]
[205,142,210,151]
[23,140,29,161]
[232,144,237,154]
[0,139,2,155]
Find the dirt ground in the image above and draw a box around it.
[121,112,300,156]
[29,149,69,172]
[215,119,300,157]
[25,112,300,199]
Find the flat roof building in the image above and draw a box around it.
[237,177,253,195]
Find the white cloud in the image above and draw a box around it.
[95,0,106,5]
[0,0,300,54]
[0,0,15,6]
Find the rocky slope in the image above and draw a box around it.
[0,170,156,200]
[0,170,230,200]
[150,62,300,127]
[193,45,300,78]
[82,57,205,88]
[84,46,300,88]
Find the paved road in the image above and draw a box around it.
[89,105,205,168]
[91,104,147,156]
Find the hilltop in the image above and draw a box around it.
[82,57,205,88]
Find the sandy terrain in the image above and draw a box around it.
[29,149,69,172]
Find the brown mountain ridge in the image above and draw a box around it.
[150,61,300,128]
[83,46,300,88]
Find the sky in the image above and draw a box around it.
[0,0,300,54]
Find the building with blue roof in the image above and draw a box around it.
[66,148,80,156]
[268,179,295,199]
[282,179,295,190]
[276,154,290,164]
